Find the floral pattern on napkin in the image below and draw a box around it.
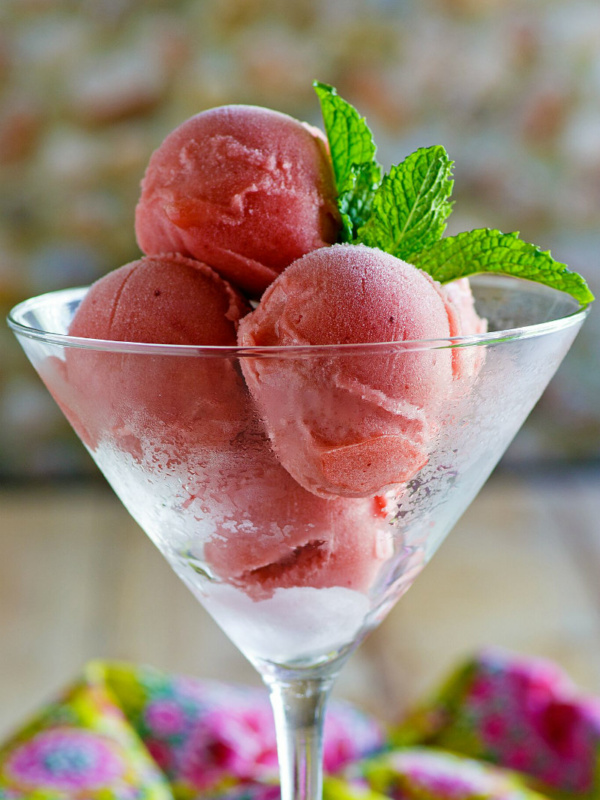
[0,665,172,799]
[395,648,600,797]
[0,661,383,800]
[2,651,600,800]
[345,747,549,800]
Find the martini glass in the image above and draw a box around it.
[8,275,589,800]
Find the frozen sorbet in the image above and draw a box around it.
[62,253,250,452]
[135,105,341,296]
[238,244,477,499]
[200,424,392,600]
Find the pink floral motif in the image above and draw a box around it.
[503,745,533,773]
[469,676,495,702]
[4,729,125,791]
[144,738,174,773]
[322,710,381,773]
[533,701,585,758]
[481,714,507,743]
[179,704,278,790]
[172,684,383,791]
[144,699,186,737]
[462,651,600,793]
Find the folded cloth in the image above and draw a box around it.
[327,748,548,800]
[0,661,383,800]
[0,662,172,800]
[0,649,596,800]
[394,648,600,797]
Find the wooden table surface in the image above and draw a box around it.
[1,467,599,741]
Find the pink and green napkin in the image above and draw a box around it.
[2,649,599,800]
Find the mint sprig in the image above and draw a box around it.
[355,146,454,262]
[412,229,595,305]
[313,81,382,240]
[314,81,594,305]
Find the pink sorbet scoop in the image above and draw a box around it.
[135,105,341,297]
[198,423,393,601]
[238,244,481,499]
[57,253,250,454]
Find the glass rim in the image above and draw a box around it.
[7,278,591,358]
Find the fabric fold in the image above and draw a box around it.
[1,650,599,800]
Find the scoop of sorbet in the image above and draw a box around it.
[200,421,393,601]
[135,105,341,297]
[238,244,483,499]
[58,254,250,454]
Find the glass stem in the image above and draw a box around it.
[266,673,335,800]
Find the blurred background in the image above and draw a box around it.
[1,0,599,481]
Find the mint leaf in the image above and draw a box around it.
[313,81,379,193]
[313,81,381,239]
[312,82,594,304]
[355,145,454,261]
[338,162,380,240]
[413,229,595,304]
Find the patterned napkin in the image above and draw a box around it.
[1,649,599,800]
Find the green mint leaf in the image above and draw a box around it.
[413,228,595,304]
[313,81,379,193]
[313,81,382,239]
[355,145,454,261]
[338,162,380,239]
[312,82,593,304]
